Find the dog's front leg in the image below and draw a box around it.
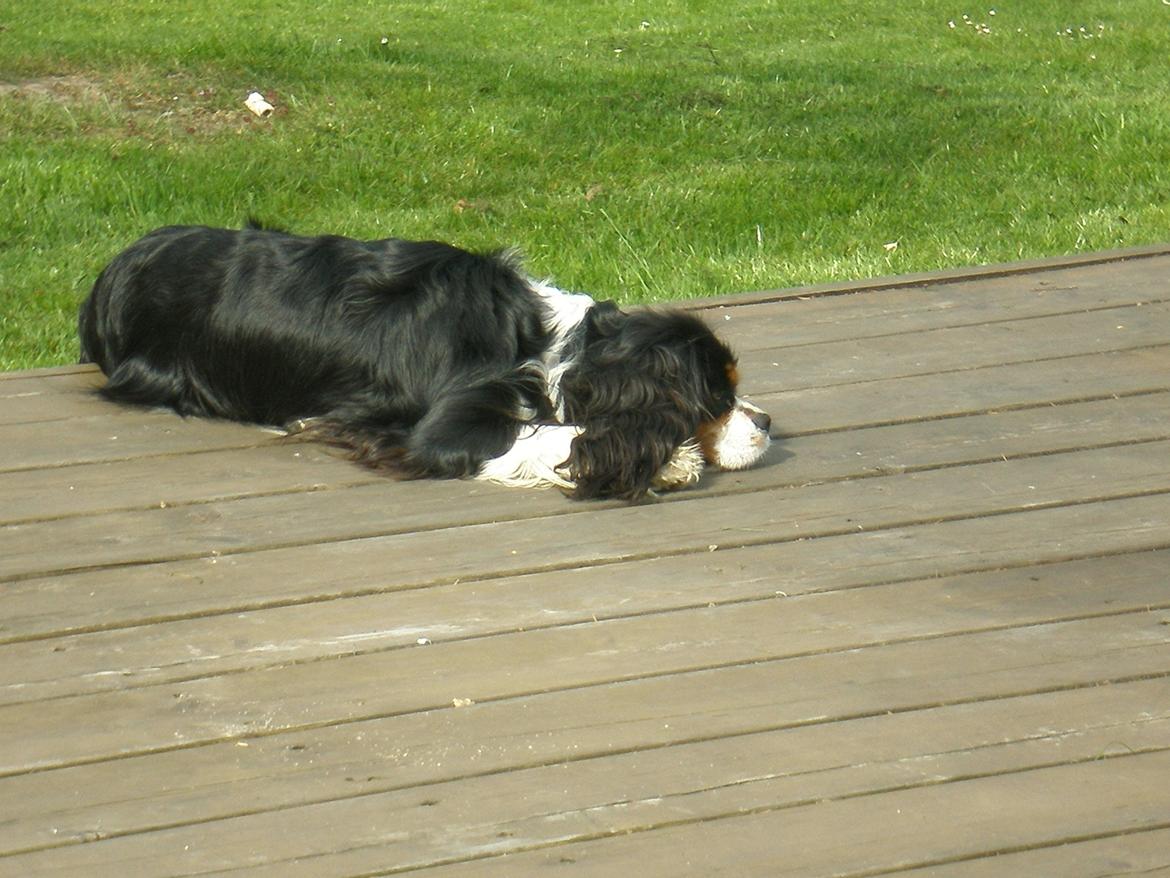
[651,441,705,491]
[476,424,582,490]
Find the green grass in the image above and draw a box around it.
[2,0,1169,368]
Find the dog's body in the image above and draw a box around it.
[79,225,770,499]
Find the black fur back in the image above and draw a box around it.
[79,225,553,478]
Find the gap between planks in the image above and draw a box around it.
[5,719,1169,872]
[4,455,1170,642]
[378,751,1170,878]
[4,546,1170,727]
[2,551,1168,775]
[2,668,1167,872]
[1,602,1167,848]
[3,439,1169,613]
[877,825,1170,877]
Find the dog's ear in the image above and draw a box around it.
[560,306,729,499]
[566,305,730,418]
[566,408,692,501]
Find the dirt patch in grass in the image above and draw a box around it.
[0,73,104,101]
[0,71,265,139]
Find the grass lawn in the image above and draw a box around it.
[2,0,1169,369]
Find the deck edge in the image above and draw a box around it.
[682,242,1170,311]
[5,244,1169,378]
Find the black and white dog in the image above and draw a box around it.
[79,225,771,499]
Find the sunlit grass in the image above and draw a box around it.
[2,1,1169,368]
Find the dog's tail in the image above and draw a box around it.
[283,417,417,475]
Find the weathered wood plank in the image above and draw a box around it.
[3,438,1167,582]
[0,410,278,473]
[9,688,1170,875]
[0,444,384,526]
[0,371,96,396]
[1,252,1167,878]
[690,243,1170,310]
[763,346,1170,435]
[400,750,1170,878]
[3,493,1167,661]
[7,252,1163,407]
[0,391,1161,526]
[4,671,1166,867]
[888,827,1170,876]
[266,704,1170,875]
[4,476,1168,647]
[1,599,1167,860]
[6,272,1167,433]
[2,583,1167,775]
[735,300,1170,390]
[12,297,1167,421]
[3,528,1167,706]
[643,391,1170,497]
[709,252,1170,350]
[0,369,108,425]
[4,664,1165,875]
[0,364,94,382]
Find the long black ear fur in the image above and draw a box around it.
[566,407,693,501]
[559,306,725,500]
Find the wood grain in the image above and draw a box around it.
[2,249,1168,877]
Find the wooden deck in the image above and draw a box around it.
[2,247,1169,877]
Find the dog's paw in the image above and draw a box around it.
[652,440,705,491]
[476,424,581,490]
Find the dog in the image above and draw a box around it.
[78,224,771,500]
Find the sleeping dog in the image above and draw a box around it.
[79,224,771,499]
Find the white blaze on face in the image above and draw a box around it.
[705,399,771,471]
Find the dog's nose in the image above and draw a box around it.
[749,409,771,433]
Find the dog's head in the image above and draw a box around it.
[560,305,771,500]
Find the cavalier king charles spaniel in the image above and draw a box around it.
[79,224,771,500]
